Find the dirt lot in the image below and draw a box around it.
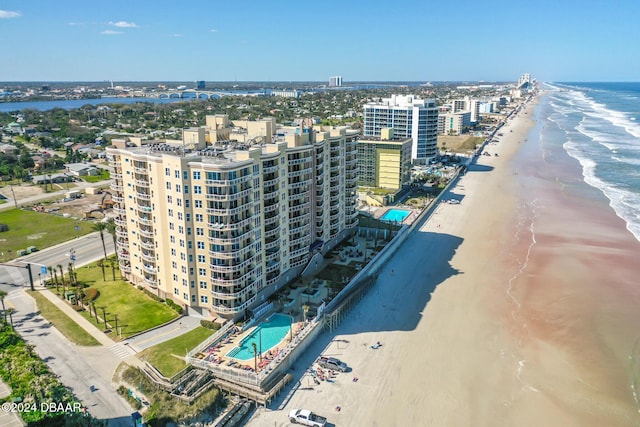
[0,183,113,220]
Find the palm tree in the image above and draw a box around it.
[57,264,64,286]
[105,218,118,262]
[6,308,15,329]
[97,259,106,281]
[92,222,108,261]
[252,342,258,372]
[0,290,7,324]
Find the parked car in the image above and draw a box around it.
[289,409,327,427]
[317,356,348,372]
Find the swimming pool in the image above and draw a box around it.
[380,208,410,222]
[226,313,292,361]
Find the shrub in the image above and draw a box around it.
[200,320,221,331]
[142,288,164,302]
[166,298,183,314]
[0,223,8,232]
[82,287,100,302]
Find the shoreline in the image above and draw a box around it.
[248,91,640,426]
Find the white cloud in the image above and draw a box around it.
[101,30,124,35]
[109,21,137,28]
[210,29,218,33]
[0,10,21,18]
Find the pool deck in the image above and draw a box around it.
[370,206,420,225]
[191,317,304,373]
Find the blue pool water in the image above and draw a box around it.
[380,209,410,222]
[226,313,292,361]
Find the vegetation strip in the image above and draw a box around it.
[28,290,100,346]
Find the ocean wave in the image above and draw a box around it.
[562,139,640,242]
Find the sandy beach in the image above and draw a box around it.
[247,94,640,427]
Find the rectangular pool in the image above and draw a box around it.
[226,313,292,361]
[380,208,410,223]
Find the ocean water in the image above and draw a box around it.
[543,82,640,242]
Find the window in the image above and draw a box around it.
[196,227,204,236]
[195,214,203,222]
[178,225,184,234]
[170,236,175,243]
[194,185,202,194]
[193,171,201,180]
[198,268,206,276]
[165,168,170,176]
[176,184,181,193]
[187,227,192,236]
[200,295,208,304]
[168,209,173,217]
[166,182,172,190]
[183,293,188,301]
[171,261,177,269]
[197,241,205,250]
[177,198,182,207]
[185,199,190,208]
[169,223,174,230]
[191,294,196,303]
[178,212,183,220]
[186,213,191,221]
[198,255,205,262]
[183,171,188,180]
[171,248,176,256]
[167,195,172,203]
[184,186,189,194]
[175,170,180,179]
[179,239,185,247]
[195,200,202,208]
[199,281,207,289]
[181,266,187,273]
[174,288,179,295]
[188,241,193,249]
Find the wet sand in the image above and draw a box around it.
[248,94,640,426]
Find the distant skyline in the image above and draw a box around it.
[1,0,639,83]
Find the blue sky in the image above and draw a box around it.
[1,0,639,82]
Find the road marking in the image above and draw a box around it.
[109,342,137,359]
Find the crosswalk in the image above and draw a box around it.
[109,342,138,359]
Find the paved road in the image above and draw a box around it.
[0,232,114,295]
[7,290,134,426]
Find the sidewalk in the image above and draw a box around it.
[36,286,116,347]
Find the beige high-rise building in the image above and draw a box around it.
[106,121,358,320]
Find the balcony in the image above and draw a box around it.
[140,239,155,250]
[135,179,149,187]
[139,227,154,238]
[210,270,254,287]
[133,165,148,174]
[263,165,278,174]
[119,261,131,273]
[137,192,151,201]
[117,251,130,261]
[141,251,155,262]
[143,263,157,274]
[110,183,123,192]
[205,175,252,187]
[138,216,152,226]
[114,217,126,227]
[144,275,157,286]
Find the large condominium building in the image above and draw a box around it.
[106,124,359,320]
[356,128,412,190]
[438,111,472,135]
[363,95,438,165]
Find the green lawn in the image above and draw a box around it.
[72,261,179,339]
[82,170,110,183]
[139,327,214,377]
[27,290,100,346]
[0,209,94,262]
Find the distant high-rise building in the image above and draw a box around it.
[363,95,439,164]
[517,74,531,89]
[329,76,342,87]
[196,80,206,90]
